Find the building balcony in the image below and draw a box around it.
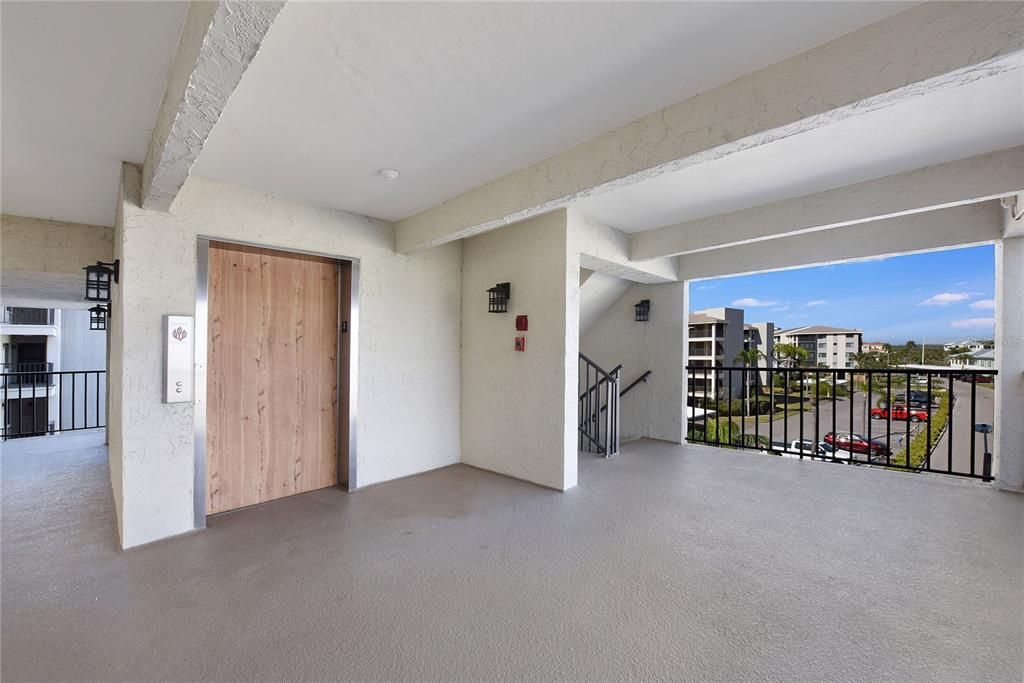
[1,307,58,337]
[1,363,57,390]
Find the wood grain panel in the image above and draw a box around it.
[207,242,338,514]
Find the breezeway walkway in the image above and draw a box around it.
[2,432,1021,681]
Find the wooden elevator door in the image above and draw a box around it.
[207,242,339,514]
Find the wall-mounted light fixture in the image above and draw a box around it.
[634,299,650,322]
[487,282,511,313]
[83,260,119,302]
[88,304,109,331]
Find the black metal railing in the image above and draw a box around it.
[579,354,620,457]
[0,362,55,386]
[1,307,55,325]
[621,370,652,397]
[1,370,106,440]
[686,365,996,480]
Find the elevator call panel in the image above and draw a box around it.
[164,315,194,403]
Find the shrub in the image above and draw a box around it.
[901,392,951,469]
[688,420,769,450]
[687,418,740,447]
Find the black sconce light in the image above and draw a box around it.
[487,282,511,313]
[88,304,109,331]
[634,299,650,322]
[83,260,119,302]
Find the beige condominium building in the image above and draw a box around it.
[688,308,773,400]
[775,325,863,368]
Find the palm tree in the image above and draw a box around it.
[733,348,765,415]
[774,343,809,369]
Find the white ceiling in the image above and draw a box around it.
[1,1,188,227]
[573,69,1024,233]
[192,1,915,222]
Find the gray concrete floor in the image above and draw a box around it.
[3,430,1022,681]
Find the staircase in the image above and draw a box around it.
[579,353,620,457]
[579,354,655,457]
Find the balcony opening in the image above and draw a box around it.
[687,244,997,480]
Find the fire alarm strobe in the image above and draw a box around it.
[515,315,528,331]
[514,336,526,352]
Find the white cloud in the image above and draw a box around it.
[919,292,972,306]
[970,299,995,310]
[804,300,827,307]
[731,297,780,307]
[951,317,995,329]
[770,305,789,312]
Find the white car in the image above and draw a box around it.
[776,439,841,460]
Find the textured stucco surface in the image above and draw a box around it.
[570,210,677,282]
[461,210,577,490]
[678,201,1005,281]
[578,270,631,336]
[632,146,1024,260]
[580,281,686,443]
[111,164,461,548]
[142,1,284,211]
[995,234,1024,491]
[395,2,1024,251]
[3,432,1022,681]
[0,214,113,306]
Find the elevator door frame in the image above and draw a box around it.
[193,237,359,528]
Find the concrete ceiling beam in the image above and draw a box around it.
[394,2,1024,253]
[570,211,678,284]
[631,147,1024,260]
[1003,192,1024,238]
[141,1,284,212]
[678,201,1005,282]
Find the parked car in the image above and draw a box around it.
[880,391,938,409]
[786,439,839,458]
[870,404,929,422]
[906,390,939,404]
[823,431,890,457]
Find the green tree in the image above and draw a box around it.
[733,348,765,415]
[851,351,887,369]
[774,343,808,368]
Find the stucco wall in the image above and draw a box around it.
[579,270,632,335]
[110,164,462,548]
[461,210,578,491]
[579,281,686,443]
[0,214,114,308]
[995,235,1023,492]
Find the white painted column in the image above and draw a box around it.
[994,236,1024,491]
[680,280,691,438]
[46,311,61,431]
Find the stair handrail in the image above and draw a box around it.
[578,353,621,457]
[620,370,652,397]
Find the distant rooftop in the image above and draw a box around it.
[776,325,861,336]
[689,312,724,325]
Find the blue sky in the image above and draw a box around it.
[689,245,995,344]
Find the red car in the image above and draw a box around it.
[870,405,929,422]
[824,432,890,457]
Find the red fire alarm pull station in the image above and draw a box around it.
[514,336,526,352]
[515,315,528,331]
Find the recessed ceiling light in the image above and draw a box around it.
[376,168,400,180]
